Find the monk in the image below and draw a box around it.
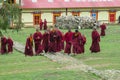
[61,32,64,50]
[7,36,13,53]
[24,34,33,56]
[1,35,7,54]
[72,29,82,55]
[64,29,73,55]
[33,29,43,55]
[43,19,47,30]
[42,30,50,53]
[81,34,86,53]
[100,23,106,36]
[56,28,63,52]
[39,19,43,30]
[48,28,58,53]
[90,27,100,53]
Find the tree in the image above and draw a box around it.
[0,2,23,34]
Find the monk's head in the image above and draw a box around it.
[93,27,96,30]
[36,29,39,32]
[75,29,79,33]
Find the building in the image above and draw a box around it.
[2,0,120,26]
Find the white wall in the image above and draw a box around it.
[98,11,108,21]
[22,13,33,26]
[41,13,53,25]
[80,12,90,17]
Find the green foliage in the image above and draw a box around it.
[0,2,22,32]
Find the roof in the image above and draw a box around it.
[21,0,120,9]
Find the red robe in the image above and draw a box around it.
[56,29,63,52]
[7,38,13,53]
[39,20,43,30]
[48,31,58,53]
[72,32,82,54]
[61,33,64,50]
[100,24,106,36]
[80,35,86,53]
[1,37,7,54]
[24,37,33,56]
[42,32,50,53]
[33,32,43,54]
[64,31,73,54]
[90,30,100,53]
[43,20,47,30]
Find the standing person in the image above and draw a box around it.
[24,34,33,56]
[100,23,106,36]
[72,29,82,55]
[64,29,73,55]
[39,19,43,30]
[42,30,50,53]
[61,32,64,50]
[48,28,58,53]
[33,29,43,55]
[7,36,13,53]
[1,35,7,54]
[90,27,100,53]
[56,28,63,52]
[43,19,47,30]
[81,34,86,53]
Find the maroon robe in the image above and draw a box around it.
[100,24,106,36]
[72,32,82,54]
[64,31,73,54]
[43,20,47,30]
[61,33,64,50]
[48,30,58,53]
[7,38,13,53]
[42,32,50,53]
[1,37,7,54]
[39,19,43,30]
[90,30,100,53]
[80,35,86,53]
[24,37,33,56]
[33,32,43,54]
[56,29,63,52]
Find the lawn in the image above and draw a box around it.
[1,24,120,79]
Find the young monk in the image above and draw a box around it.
[90,27,100,53]
[24,34,33,56]
[7,36,13,53]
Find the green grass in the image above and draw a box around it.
[0,50,101,80]
[1,25,120,79]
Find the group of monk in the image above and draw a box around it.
[25,22,107,56]
[39,19,47,30]
[0,35,13,54]
[24,27,87,56]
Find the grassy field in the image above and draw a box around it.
[1,25,120,79]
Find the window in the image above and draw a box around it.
[32,0,37,3]
[64,0,70,2]
[48,0,53,2]
[33,14,41,25]
[72,11,80,16]
[91,11,98,20]
[53,12,61,24]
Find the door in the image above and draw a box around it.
[33,14,41,25]
[109,12,116,22]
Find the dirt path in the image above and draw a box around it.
[13,41,120,80]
